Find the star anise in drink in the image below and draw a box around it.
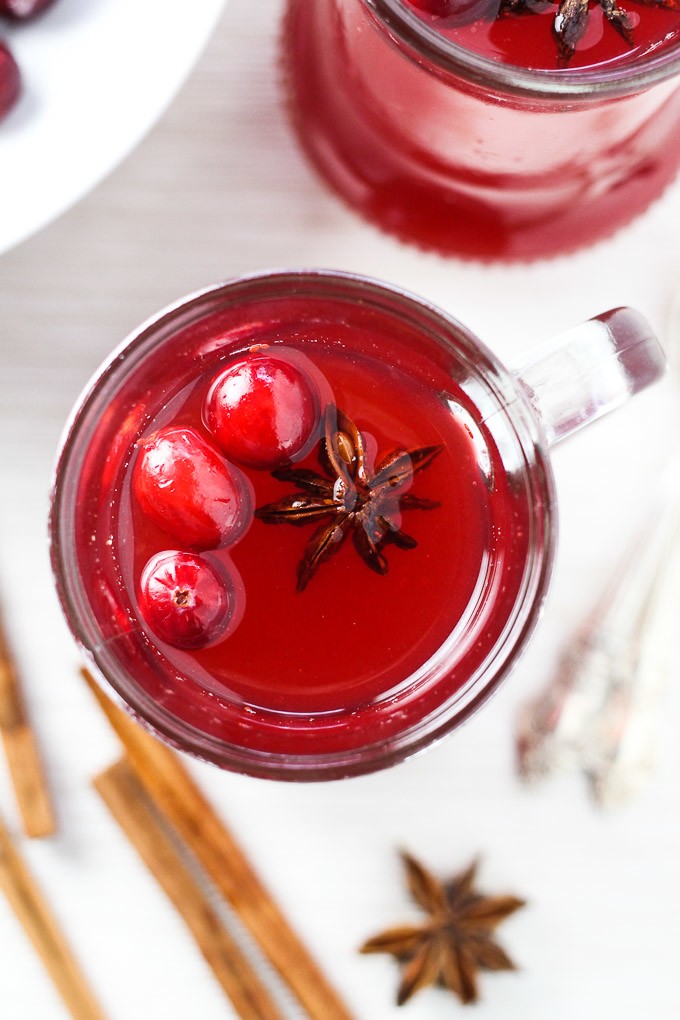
[361,852,525,1006]
[498,0,680,65]
[254,406,443,591]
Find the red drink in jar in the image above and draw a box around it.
[282,0,680,259]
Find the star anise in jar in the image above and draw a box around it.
[361,852,525,1006]
[254,406,443,591]
[498,0,680,66]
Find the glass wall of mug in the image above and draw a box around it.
[50,272,664,779]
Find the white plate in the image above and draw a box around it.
[0,0,226,255]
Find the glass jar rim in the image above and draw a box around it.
[364,0,680,100]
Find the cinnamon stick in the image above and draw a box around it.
[0,611,55,838]
[94,758,284,1020]
[82,668,355,1020]
[0,814,105,1019]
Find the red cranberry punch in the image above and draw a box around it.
[283,0,680,259]
[50,272,665,779]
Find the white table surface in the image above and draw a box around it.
[1,2,679,1018]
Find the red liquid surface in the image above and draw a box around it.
[128,351,489,712]
[70,291,538,763]
[407,0,680,71]
[283,0,680,259]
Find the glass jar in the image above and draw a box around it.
[282,0,680,259]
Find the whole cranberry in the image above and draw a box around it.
[408,0,459,13]
[138,551,233,650]
[0,0,56,19]
[204,352,320,470]
[133,426,251,550]
[0,42,20,121]
[409,0,497,22]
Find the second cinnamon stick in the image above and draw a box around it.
[94,758,283,1020]
[82,668,355,1020]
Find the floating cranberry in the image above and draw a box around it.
[133,426,251,550]
[408,0,497,23]
[408,0,458,13]
[138,551,233,649]
[204,352,320,470]
[0,42,20,121]
[0,0,55,19]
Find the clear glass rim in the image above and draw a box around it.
[50,269,557,781]
[363,0,680,99]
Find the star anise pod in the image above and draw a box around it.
[499,0,680,65]
[255,406,443,591]
[360,852,526,1007]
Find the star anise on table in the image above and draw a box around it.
[254,406,443,591]
[499,0,680,66]
[360,852,526,1007]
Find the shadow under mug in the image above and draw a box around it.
[282,0,680,260]
[49,271,665,780]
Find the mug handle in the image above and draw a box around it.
[511,308,666,447]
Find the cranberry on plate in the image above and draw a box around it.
[0,0,56,20]
[0,41,20,121]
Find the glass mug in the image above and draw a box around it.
[282,0,680,260]
[49,271,665,780]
